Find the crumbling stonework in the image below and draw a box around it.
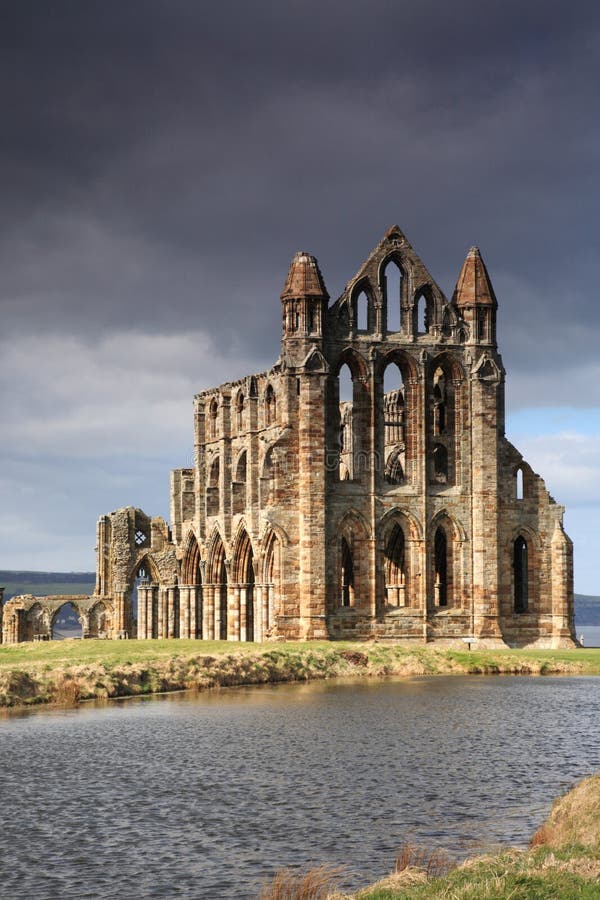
[2,226,577,646]
[2,594,112,642]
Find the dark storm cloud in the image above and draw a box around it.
[2,0,600,573]
[1,0,600,380]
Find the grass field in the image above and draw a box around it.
[0,638,599,673]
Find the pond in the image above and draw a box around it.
[0,675,599,898]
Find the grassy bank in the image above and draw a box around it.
[352,772,600,899]
[260,773,600,899]
[0,639,599,709]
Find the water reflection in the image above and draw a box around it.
[0,676,598,899]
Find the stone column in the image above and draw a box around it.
[204,585,214,640]
[113,584,129,636]
[240,587,247,642]
[254,584,263,642]
[551,515,576,647]
[191,586,200,639]
[470,363,504,645]
[137,585,148,640]
[298,371,328,639]
[229,586,240,640]
[167,586,176,638]
[213,584,219,641]
[179,586,190,639]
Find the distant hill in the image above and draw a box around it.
[0,571,95,603]
[574,594,600,626]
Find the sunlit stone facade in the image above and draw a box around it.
[2,226,577,646]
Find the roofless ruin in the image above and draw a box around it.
[2,226,577,647]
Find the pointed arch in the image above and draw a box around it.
[380,508,423,610]
[434,527,448,606]
[428,353,465,487]
[428,511,466,610]
[380,254,405,333]
[333,508,371,612]
[232,526,256,641]
[330,349,370,481]
[341,537,354,606]
[51,601,82,640]
[181,530,203,585]
[378,349,419,486]
[413,284,435,336]
[379,507,423,542]
[207,530,228,640]
[260,525,285,637]
[349,278,375,332]
[25,602,48,641]
[430,509,467,542]
[513,535,528,613]
[128,552,161,589]
[88,600,112,638]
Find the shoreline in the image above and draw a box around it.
[1,640,599,710]
[346,772,600,899]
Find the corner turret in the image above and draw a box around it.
[452,246,497,346]
[281,251,328,341]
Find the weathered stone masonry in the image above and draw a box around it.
[3,226,577,646]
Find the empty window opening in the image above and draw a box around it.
[478,309,487,342]
[356,290,368,330]
[516,467,524,500]
[341,537,354,606]
[434,528,448,606]
[339,364,353,404]
[233,451,247,514]
[235,392,244,430]
[433,367,447,435]
[433,444,448,483]
[209,399,218,438]
[384,260,402,332]
[384,362,406,481]
[385,524,406,606]
[416,293,427,334]
[207,457,220,516]
[513,536,528,613]
[265,384,277,425]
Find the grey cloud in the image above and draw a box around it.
[2,1,600,575]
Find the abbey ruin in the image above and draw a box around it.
[2,226,577,646]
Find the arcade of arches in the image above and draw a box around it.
[2,227,576,648]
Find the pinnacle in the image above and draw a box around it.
[281,250,329,300]
[452,245,497,307]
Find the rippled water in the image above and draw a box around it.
[1,676,599,899]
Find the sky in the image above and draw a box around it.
[1,1,599,593]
